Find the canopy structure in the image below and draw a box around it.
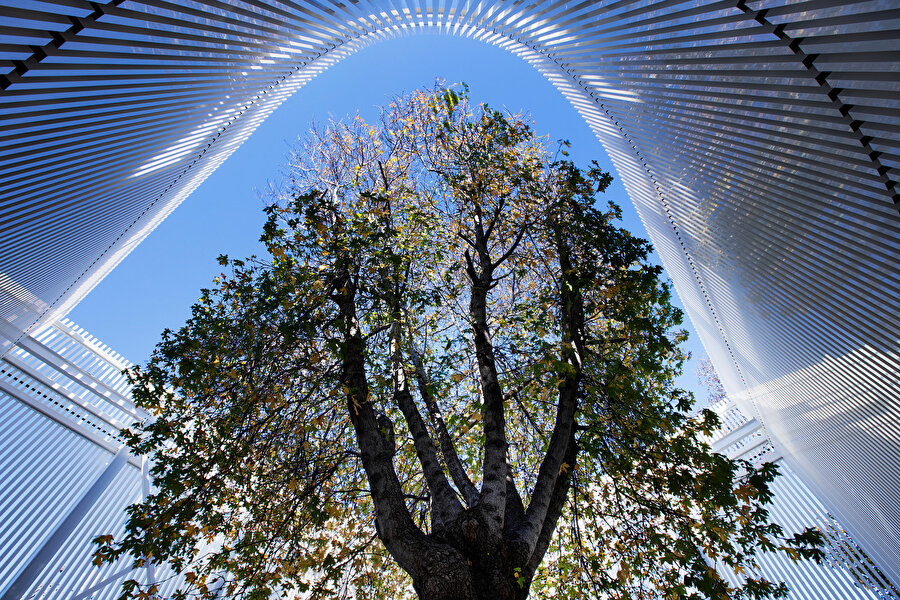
[1,0,898,590]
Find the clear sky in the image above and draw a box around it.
[67,33,707,397]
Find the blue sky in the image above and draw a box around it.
[68,33,707,397]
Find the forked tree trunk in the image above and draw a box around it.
[411,544,527,600]
[404,508,538,600]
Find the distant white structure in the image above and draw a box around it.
[0,319,180,600]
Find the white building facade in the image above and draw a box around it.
[703,397,897,600]
[1,0,898,595]
[0,320,166,600]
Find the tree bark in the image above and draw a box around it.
[390,317,463,529]
[463,200,509,540]
[333,267,427,576]
[518,222,585,557]
[409,342,480,508]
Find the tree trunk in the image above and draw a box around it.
[412,545,525,600]
[409,508,533,600]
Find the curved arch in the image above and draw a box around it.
[1,0,898,587]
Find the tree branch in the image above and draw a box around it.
[491,222,528,271]
[390,318,464,530]
[518,223,584,556]
[483,196,505,241]
[466,221,508,538]
[524,432,578,577]
[408,342,480,508]
[332,265,426,574]
[378,160,390,190]
[503,461,526,544]
[458,230,476,250]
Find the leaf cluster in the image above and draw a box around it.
[95,87,822,600]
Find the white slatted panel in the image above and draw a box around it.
[0,392,110,591]
[704,398,897,599]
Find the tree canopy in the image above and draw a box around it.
[95,88,822,600]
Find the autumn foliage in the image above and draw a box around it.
[95,88,822,600]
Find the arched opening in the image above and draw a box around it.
[64,33,643,365]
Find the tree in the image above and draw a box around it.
[95,88,822,600]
